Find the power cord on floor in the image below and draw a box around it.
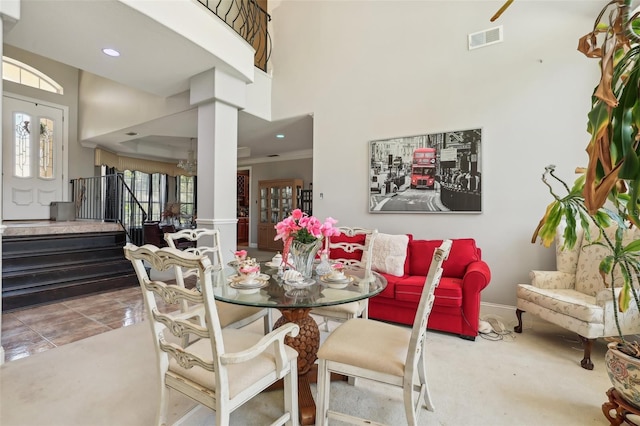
[478,315,516,342]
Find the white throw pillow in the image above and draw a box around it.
[362,233,408,277]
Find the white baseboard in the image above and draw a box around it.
[479,302,553,329]
[479,302,514,318]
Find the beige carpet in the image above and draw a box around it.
[1,315,612,425]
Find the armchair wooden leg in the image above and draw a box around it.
[514,308,524,333]
[579,335,595,370]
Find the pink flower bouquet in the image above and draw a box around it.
[274,209,340,270]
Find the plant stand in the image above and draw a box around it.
[603,387,640,425]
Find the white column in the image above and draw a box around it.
[190,68,246,263]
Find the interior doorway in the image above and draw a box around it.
[237,169,250,246]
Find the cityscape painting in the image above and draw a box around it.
[369,128,482,213]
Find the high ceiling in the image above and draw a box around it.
[2,0,312,163]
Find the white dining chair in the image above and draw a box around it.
[311,227,378,332]
[124,244,300,426]
[164,228,272,334]
[315,239,452,426]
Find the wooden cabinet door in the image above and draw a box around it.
[257,179,303,250]
[237,218,248,244]
[258,224,272,249]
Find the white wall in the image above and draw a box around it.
[78,72,192,142]
[269,1,603,306]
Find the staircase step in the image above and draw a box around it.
[2,229,136,311]
[2,273,138,312]
[3,247,125,272]
[3,260,134,291]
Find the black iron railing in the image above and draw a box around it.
[71,175,147,246]
[197,0,271,71]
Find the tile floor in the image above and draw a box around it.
[2,286,155,362]
[1,245,276,363]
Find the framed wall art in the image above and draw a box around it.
[368,128,482,213]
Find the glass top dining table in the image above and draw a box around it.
[209,264,387,310]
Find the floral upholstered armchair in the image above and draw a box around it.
[515,223,640,370]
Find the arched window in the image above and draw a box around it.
[2,56,64,94]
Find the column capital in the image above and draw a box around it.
[190,68,247,109]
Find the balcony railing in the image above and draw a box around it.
[197,0,271,72]
[71,175,148,246]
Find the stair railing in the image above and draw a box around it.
[70,174,147,246]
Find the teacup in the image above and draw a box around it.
[330,270,346,280]
[271,253,283,266]
[239,271,258,284]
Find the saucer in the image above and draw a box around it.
[284,278,315,288]
[230,280,269,293]
[232,287,261,295]
[319,274,355,285]
[228,273,270,284]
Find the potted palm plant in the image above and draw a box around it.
[531,0,640,410]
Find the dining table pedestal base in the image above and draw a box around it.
[274,308,320,375]
[274,307,321,425]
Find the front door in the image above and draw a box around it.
[3,95,65,220]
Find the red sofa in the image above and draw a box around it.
[329,232,491,340]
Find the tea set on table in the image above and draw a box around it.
[229,251,355,294]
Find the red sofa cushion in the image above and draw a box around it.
[408,238,479,277]
[328,231,366,261]
[376,272,398,299]
[395,276,462,307]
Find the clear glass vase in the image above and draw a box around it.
[289,239,322,279]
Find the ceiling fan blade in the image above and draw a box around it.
[490,0,514,22]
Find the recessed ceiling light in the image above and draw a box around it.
[102,48,120,57]
[276,134,285,139]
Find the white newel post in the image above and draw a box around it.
[190,68,245,264]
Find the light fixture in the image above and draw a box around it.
[276,134,285,139]
[178,138,197,174]
[102,48,120,57]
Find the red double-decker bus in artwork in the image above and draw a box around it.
[410,147,437,189]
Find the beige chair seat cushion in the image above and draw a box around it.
[168,328,298,399]
[312,301,364,317]
[517,284,602,324]
[317,318,410,377]
[215,301,264,328]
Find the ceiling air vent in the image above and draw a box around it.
[468,26,503,50]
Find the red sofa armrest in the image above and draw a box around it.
[459,259,491,335]
[462,260,491,294]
